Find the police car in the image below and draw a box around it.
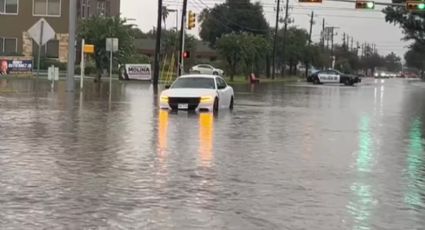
[308,69,361,86]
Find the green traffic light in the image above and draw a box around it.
[366,2,375,8]
[418,3,425,10]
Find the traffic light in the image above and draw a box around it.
[298,0,322,3]
[183,51,190,59]
[406,1,425,11]
[187,10,196,30]
[355,1,375,9]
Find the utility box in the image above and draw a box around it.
[48,65,59,81]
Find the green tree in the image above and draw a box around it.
[216,33,242,81]
[277,27,309,75]
[199,0,269,46]
[405,42,425,76]
[383,6,425,45]
[383,52,402,72]
[79,16,135,82]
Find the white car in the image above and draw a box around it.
[190,64,224,76]
[160,75,234,112]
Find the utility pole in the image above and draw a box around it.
[281,0,290,77]
[321,18,325,49]
[351,37,354,51]
[305,11,314,78]
[272,0,282,79]
[153,0,163,87]
[343,32,346,49]
[66,0,77,91]
[178,0,188,76]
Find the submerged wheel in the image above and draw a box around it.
[229,96,234,110]
[213,98,219,113]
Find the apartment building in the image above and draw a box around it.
[0,0,120,65]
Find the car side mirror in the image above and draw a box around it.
[165,85,170,89]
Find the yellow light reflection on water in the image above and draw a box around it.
[199,113,214,167]
[158,110,169,160]
[405,118,424,208]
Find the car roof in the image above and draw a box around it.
[179,74,218,79]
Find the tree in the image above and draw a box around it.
[405,42,425,76]
[79,16,135,82]
[216,33,242,81]
[383,6,425,45]
[277,27,309,75]
[199,0,269,46]
[383,52,402,72]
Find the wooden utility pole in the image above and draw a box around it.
[305,11,314,78]
[272,0,282,79]
[281,0,290,77]
[153,0,163,87]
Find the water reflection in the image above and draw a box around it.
[158,110,169,159]
[348,116,376,230]
[404,118,425,208]
[199,113,214,167]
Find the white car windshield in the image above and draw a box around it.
[171,77,216,89]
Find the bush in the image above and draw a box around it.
[36,58,67,70]
[75,64,97,75]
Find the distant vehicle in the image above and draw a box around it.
[400,71,419,78]
[160,75,234,112]
[309,69,361,86]
[190,64,224,76]
[374,70,391,78]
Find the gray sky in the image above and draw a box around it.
[122,0,409,58]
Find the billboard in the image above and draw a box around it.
[0,59,33,75]
[125,64,152,81]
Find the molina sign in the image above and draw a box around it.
[0,59,33,75]
[125,64,152,81]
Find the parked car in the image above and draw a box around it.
[189,64,224,76]
[309,69,361,86]
[160,74,234,113]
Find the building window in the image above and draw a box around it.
[45,40,59,58]
[33,0,60,16]
[81,0,90,18]
[0,0,18,14]
[97,1,105,16]
[0,37,18,55]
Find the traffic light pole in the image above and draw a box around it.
[305,11,314,79]
[178,0,188,77]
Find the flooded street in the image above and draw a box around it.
[0,78,424,229]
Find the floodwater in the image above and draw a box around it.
[0,77,424,229]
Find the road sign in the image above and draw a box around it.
[27,18,55,46]
[84,44,95,54]
[106,38,119,52]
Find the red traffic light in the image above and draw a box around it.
[183,51,190,59]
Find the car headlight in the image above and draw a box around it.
[160,96,169,103]
[200,96,214,103]
[374,73,378,77]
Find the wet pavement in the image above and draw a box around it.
[0,77,424,229]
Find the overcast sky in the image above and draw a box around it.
[122,0,409,58]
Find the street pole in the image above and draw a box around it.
[178,0,188,76]
[80,38,85,89]
[66,0,76,91]
[272,0,281,79]
[153,0,163,87]
[36,20,44,78]
[281,0,290,77]
[305,11,314,78]
[321,18,325,49]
